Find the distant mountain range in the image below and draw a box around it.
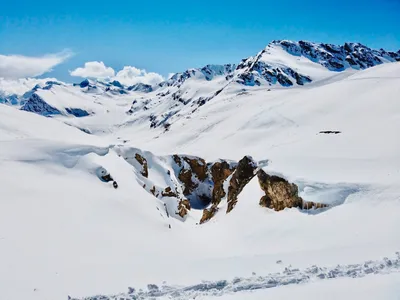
[1,39,399,126]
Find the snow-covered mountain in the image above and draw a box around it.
[1,40,400,300]
[234,40,400,87]
[5,40,399,122]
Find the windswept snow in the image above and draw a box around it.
[73,252,400,300]
[0,43,400,300]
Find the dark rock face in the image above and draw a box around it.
[21,93,90,117]
[178,168,194,195]
[173,155,212,208]
[134,153,148,178]
[128,83,153,93]
[0,93,19,105]
[236,60,311,87]
[210,161,236,205]
[78,79,90,88]
[257,169,303,211]
[200,206,218,224]
[162,64,237,88]
[183,156,207,182]
[101,173,113,182]
[111,80,123,88]
[177,199,191,218]
[161,186,177,197]
[226,156,257,213]
[97,167,118,189]
[125,149,328,223]
[276,40,400,71]
[257,169,328,211]
[21,93,61,116]
[65,108,90,117]
[235,40,400,88]
[199,160,237,224]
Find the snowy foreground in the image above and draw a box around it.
[73,253,400,300]
[1,46,400,299]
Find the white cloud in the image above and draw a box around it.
[70,62,164,86]
[70,61,115,79]
[114,66,164,86]
[0,77,59,95]
[0,51,72,79]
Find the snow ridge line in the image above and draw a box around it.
[72,252,400,300]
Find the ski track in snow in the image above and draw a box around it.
[73,252,400,300]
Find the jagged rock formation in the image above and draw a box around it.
[177,199,191,218]
[118,149,328,223]
[134,153,149,178]
[161,64,237,88]
[226,156,258,213]
[0,93,19,105]
[277,40,400,70]
[210,160,237,205]
[116,40,400,132]
[234,40,400,87]
[21,93,61,116]
[21,92,91,117]
[257,169,328,211]
[173,155,211,208]
[236,54,312,86]
[161,186,177,197]
[128,83,153,93]
[199,160,237,224]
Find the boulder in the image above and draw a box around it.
[177,199,191,218]
[257,169,303,210]
[257,169,328,210]
[200,206,218,224]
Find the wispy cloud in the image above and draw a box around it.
[0,77,58,95]
[0,50,72,79]
[70,61,164,86]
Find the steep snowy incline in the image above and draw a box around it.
[233,40,400,86]
[130,62,400,184]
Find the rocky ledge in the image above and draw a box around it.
[107,147,328,224]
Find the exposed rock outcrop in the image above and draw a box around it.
[96,167,119,189]
[209,160,236,205]
[183,156,207,181]
[21,93,61,116]
[200,206,218,224]
[177,199,191,218]
[257,169,328,211]
[120,146,329,223]
[226,156,257,213]
[173,155,212,207]
[134,153,148,178]
[162,186,177,197]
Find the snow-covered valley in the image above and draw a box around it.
[1,40,400,300]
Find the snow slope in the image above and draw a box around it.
[0,47,400,299]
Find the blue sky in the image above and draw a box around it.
[1,0,399,82]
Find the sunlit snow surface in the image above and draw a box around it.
[1,62,400,300]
